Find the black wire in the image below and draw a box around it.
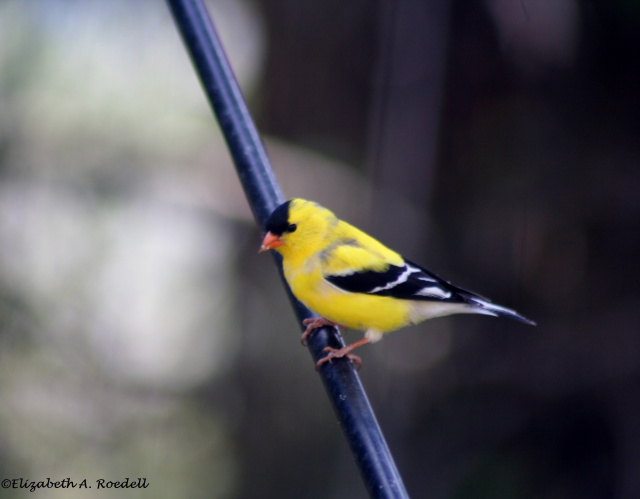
[166,1,410,497]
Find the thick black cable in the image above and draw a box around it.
[166,1,409,497]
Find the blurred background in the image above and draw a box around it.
[0,0,638,497]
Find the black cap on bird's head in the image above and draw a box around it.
[259,200,298,252]
[259,198,337,253]
[264,200,293,236]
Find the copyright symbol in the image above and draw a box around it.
[1,479,10,488]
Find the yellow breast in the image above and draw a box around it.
[284,260,411,334]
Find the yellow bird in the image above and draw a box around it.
[260,198,534,369]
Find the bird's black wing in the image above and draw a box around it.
[326,259,536,325]
[326,259,472,303]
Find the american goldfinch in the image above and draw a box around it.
[260,198,535,369]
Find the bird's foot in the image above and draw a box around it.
[314,336,371,370]
[300,317,343,346]
[315,347,363,371]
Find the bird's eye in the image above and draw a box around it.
[287,223,297,233]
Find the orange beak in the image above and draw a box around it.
[259,231,284,252]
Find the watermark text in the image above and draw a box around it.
[1,477,149,492]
